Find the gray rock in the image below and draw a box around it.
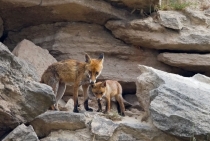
[2,124,39,141]
[40,129,92,141]
[0,42,55,137]
[105,12,210,52]
[12,39,57,80]
[30,111,86,138]
[137,65,210,138]
[158,52,210,72]
[111,116,181,141]
[91,115,118,140]
[158,11,186,30]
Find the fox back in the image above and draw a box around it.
[41,53,104,85]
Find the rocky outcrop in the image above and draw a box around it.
[12,39,57,79]
[0,42,55,137]
[137,65,210,138]
[30,111,86,138]
[2,124,39,141]
[158,52,210,72]
[0,0,135,31]
[4,22,186,82]
[40,112,180,141]
[106,11,210,52]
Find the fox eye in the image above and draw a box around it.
[100,92,103,94]
[89,71,92,74]
[96,72,99,75]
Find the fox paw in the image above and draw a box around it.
[86,107,93,112]
[73,108,79,113]
[97,109,102,112]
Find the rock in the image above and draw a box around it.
[30,111,86,138]
[12,39,57,79]
[158,11,187,30]
[184,8,210,26]
[91,115,118,140]
[0,0,135,31]
[2,124,39,141]
[0,17,3,38]
[158,52,210,72]
[0,42,55,137]
[204,8,210,16]
[63,98,74,111]
[4,22,185,82]
[40,129,92,141]
[137,65,210,138]
[111,117,181,141]
[0,0,40,9]
[105,0,160,14]
[105,14,210,52]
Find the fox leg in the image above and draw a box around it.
[73,83,80,113]
[55,82,66,110]
[104,98,111,114]
[115,95,125,116]
[47,77,59,110]
[82,84,93,111]
[97,99,102,112]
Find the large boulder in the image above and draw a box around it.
[30,111,86,138]
[158,52,210,73]
[12,39,57,79]
[0,42,55,137]
[137,65,210,138]
[2,124,39,141]
[0,0,135,31]
[105,11,210,52]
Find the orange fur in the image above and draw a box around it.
[92,80,125,116]
[41,53,104,112]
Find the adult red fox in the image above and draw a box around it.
[40,53,104,113]
[91,80,125,116]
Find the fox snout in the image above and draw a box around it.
[90,80,96,85]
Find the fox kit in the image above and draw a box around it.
[40,53,104,113]
[91,80,125,116]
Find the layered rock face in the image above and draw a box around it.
[0,0,135,31]
[1,0,210,141]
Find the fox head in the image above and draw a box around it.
[91,81,106,100]
[85,53,104,85]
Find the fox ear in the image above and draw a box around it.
[101,81,106,87]
[98,53,104,63]
[85,53,91,63]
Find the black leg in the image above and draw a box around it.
[84,98,93,111]
[97,99,102,112]
[73,99,79,113]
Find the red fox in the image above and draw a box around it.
[40,53,104,113]
[91,80,125,116]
